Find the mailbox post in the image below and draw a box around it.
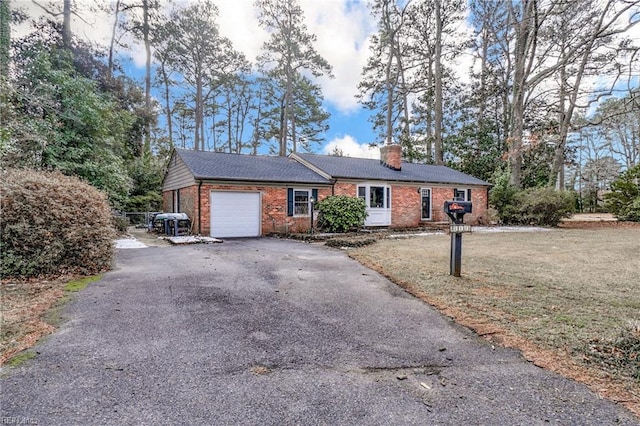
[444,201,472,277]
[309,196,315,235]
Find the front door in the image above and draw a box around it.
[358,184,391,226]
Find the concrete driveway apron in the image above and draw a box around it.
[1,238,637,425]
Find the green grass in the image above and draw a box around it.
[64,275,102,292]
[46,275,103,327]
[4,351,37,368]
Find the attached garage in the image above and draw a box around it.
[210,191,261,238]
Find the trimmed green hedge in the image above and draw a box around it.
[316,195,367,233]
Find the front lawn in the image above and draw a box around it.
[349,227,640,416]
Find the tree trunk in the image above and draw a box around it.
[62,0,72,49]
[478,26,489,121]
[425,57,433,163]
[397,40,410,151]
[291,115,297,153]
[508,0,536,188]
[279,95,287,156]
[553,61,567,190]
[143,0,151,156]
[227,97,233,153]
[107,0,121,80]
[195,73,202,150]
[433,0,443,165]
[384,49,394,145]
[159,60,173,146]
[0,0,10,80]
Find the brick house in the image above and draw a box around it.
[162,145,491,237]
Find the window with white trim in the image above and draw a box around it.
[357,184,390,209]
[454,188,471,202]
[294,189,311,216]
[421,188,432,220]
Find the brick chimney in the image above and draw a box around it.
[380,144,402,171]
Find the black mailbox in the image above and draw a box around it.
[444,200,473,278]
[444,200,472,224]
[444,200,472,215]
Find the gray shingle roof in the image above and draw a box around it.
[175,149,331,184]
[174,149,490,187]
[295,153,491,186]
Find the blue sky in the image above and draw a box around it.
[18,0,637,160]
[15,0,410,158]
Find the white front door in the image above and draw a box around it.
[210,191,261,237]
[358,184,391,226]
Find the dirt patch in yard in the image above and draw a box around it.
[1,277,69,365]
[560,214,640,229]
[1,275,103,365]
[349,227,640,417]
[560,221,640,229]
[126,227,172,247]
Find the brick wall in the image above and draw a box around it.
[331,182,488,226]
[432,187,489,224]
[162,191,172,213]
[162,182,489,235]
[164,184,331,236]
[468,187,489,224]
[392,186,421,227]
[179,186,198,230]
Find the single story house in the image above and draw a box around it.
[162,145,491,238]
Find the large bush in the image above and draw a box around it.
[515,187,576,226]
[490,170,576,226]
[605,164,640,222]
[316,195,367,233]
[1,169,115,277]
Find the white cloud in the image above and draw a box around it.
[219,0,375,113]
[301,0,375,113]
[322,134,380,159]
[216,0,266,63]
[13,0,375,112]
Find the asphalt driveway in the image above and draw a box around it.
[1,238,637,425]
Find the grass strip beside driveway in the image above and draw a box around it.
[349,228,640,416]
[1,275,102,365]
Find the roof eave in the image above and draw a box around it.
[192,176,331,185]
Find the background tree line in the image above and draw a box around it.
[1,0,638,216]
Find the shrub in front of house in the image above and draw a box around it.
[316,195,367,233]
[1,168,115,277]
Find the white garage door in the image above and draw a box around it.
[210,191,261,238]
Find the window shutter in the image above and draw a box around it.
[453,188,457,199]
[312,188,318,204]
[287,188,294,216]
[467,189,472,202]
